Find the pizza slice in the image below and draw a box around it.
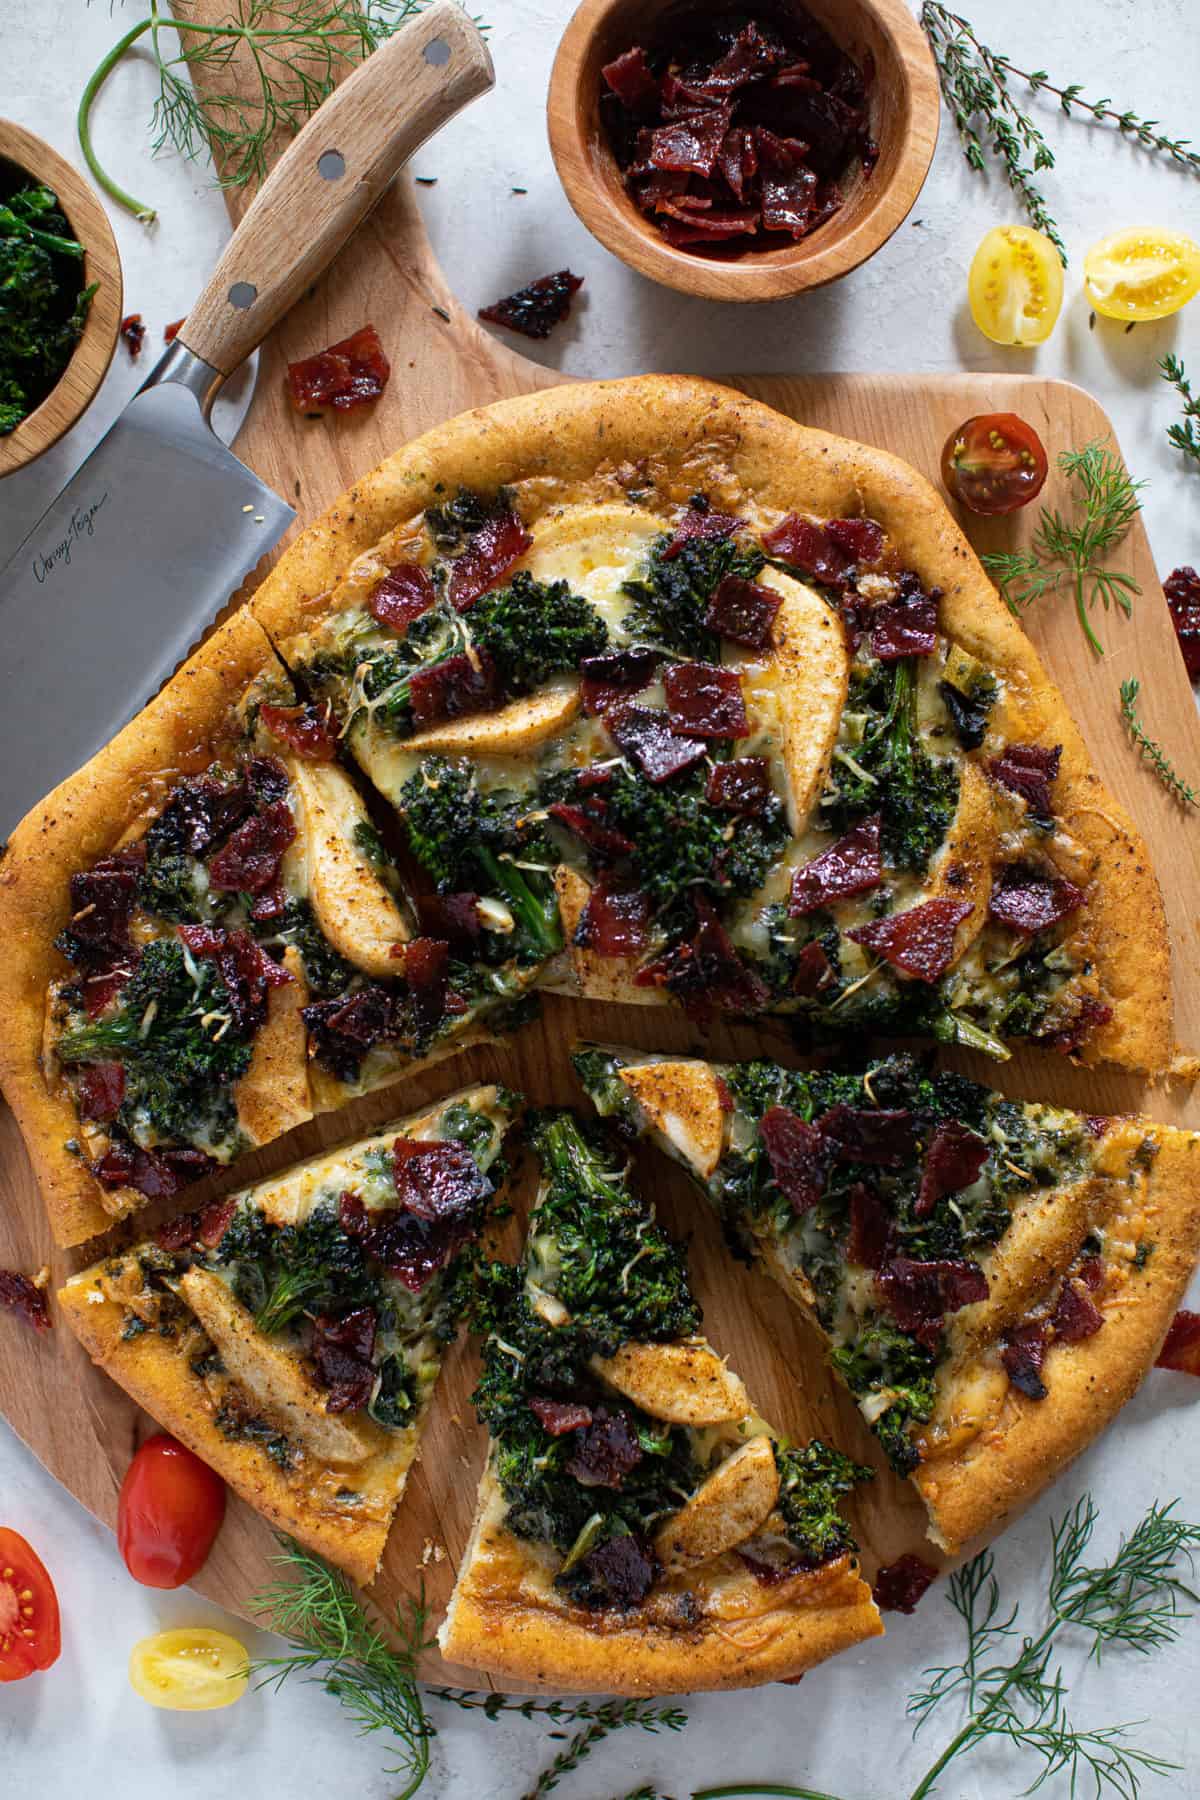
[439,1108,882,1692]
[58,1084,515,1583]
[574,1046,1200,1554]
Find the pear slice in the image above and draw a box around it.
[592,1339,749,1426]
[287,760,408,977]
[653,1435,780,1568]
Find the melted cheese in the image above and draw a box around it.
[514,501,665,635]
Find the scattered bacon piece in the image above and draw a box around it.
[988,865,1085,936]
[706,757,771,813]
[825,518,885,564]
[340,1186,470,1294]
[369,563,437,635]
[1002,1321,1048,1399]
[75,1061,126,1123]
[1165,567,1200,683]
[286,324,390,413]
[580,648,661,716]
[479,270,584,341]
[650,105,733,177]
[606,703,707,782]
[789,815,882,915]
[1156,1309,1200,1375]
[792,938,837,996]
[312,1307,377,1412]
[1040,995,1113,1057]
[820,1103,914,1167]
[120,313,145,359]
[873,1554,937,1614]
[715,1076,735,1112]
[448,507,532,610]
[392,1136,490,1223]
[987,743,1062,825]
[178,922,291,1034]
[566,1409,643,1488]
[915,1121,988,1218]
[62,851,142,969]
[250,884,288,922]
[663,662,748,739]
[303,985,398,1081]
[704,573,782,649]
[197,1197,237,1249]
[658,209,761,245]
[416,892,481,946]
[164,317,184,343]
[409,651,499,726]
[661,503,740,562]
[601,45,660,115]
[846,1183,892,1270]
[207,800,296,895]
[572,1532,658,1606]
[0,1270,50,1334]
[760,1106,828,1213]
[848,899,972,984]
[155,1213,197,1252]
[1051,1276,1104,1344]
[761,162,818,236]
[530,1397,594,1435]
[93,1141,215,1199]
[762,513,850,586]
[548,802,635,860]
[402,936,453,1036]
[259,701,338,762]
[878,1256,988,1349]
[870,587,938,661]
[578,878,651,957]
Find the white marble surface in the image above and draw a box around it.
[2,2,1200,1795]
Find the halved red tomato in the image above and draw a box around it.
[941,414,1049,516]
[0,1527,61,1680]
[118,1435,226,1590]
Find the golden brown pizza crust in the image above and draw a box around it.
[439,1470,882,1694]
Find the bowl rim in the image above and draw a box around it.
[547,0,940,302]
[0,119,123,477]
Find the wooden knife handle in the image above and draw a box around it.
[176,2,493,379]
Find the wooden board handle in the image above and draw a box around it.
[176,2,493,378]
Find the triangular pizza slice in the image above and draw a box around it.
[58,1084,515,1583]
[574,1046,1200,1554]
[439,1108,882,1692]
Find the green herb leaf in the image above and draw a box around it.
[1120,678,1199,809]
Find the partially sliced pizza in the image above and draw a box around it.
[574,1046,1200,1554]
[59,1084,515,1583]
[439,1109,882,1692]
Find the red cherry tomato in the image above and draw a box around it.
[940,413,1049,516]
[0,1527,61,1680]
[118,1435,225,1589]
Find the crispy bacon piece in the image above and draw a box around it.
[873,1554,937,1614]
[120,313,145,359]
[62,851,142,969]
[792,938,837,996]
[1002,1321,1048,1399]
[303,985,396,1079]
[846,1183,892,1270]
[566,1409,643,1488]
[606,703,707,782]
[312,1307,377,1412]
[878,1256,988,1349]
[82,964,139,1018]
[197,1197,237,1249]
[658,209,761,245]
[448,507,532,611]
[411,650,499,726]
[178,923,292,1035]
[870,585,938,661]
[718,127,759,201]
[286,325,390,413]
[369,563,437,635]
[704,573,782,649]
[706,757,771,813]
[825,517,885,564]
[577,878,651,956]
[572,1532,658,1607]
[548,802,635,860]
[0,1270,51,1335]
[821,1103,915,1167]
[259,701,338,762]
[663,662,748,739]
[660,502,740,562]
[479,270,584,341]
[915,1121,988,1218]
[789,815,882,915]
[762,514,849,586]
[601,45,660,115]
[1156,1309,1200,1375]
[93,1141,215,1199]
[75,1061,126,1123]
[760,1106,828,1214]
[987,743,1062,826]
[1165,567,1200,683]
[761,164,818,236]
[402,936,455,1036]
[1040,995,1113,1057]
[704,21,784,94]
[1051,1276,1104,1344]
[250,883,288,923]
[207,800,296,895]
[988,865,1085,936]
[650,105,733,177]
[640,897,770,1015]
[530,1397,594,1435]
[416,892,481,946]
[580,648,661,716]
[392,1136,489,1223]
[848,899,972,984]
[155,1212,196,1251]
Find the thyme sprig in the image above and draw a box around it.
[521,1702,689,1800]
[920,5,1200,261]
[1161,354,1200,469]
[78,0,428,223]
[1120,679,1200,808]
[983,441,1144,655]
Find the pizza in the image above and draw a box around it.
[439,1108,882,1692]
[58,1085,514,1582]
[575,1046,1200,1552]
[0,378,1176,1248]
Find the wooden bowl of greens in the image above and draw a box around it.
[0,121,122,477]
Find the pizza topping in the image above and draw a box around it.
[60,850,142,969]
[606,702,708,782]
[869,580,939,661]
[661,501,741,561]
[548,802,636,860]
[530,1397,594,1435]
[311,1306,377,1413]
[207,800,296,894]
[915,1121,989,1218]
[75,1059,126,1121]
[641,898,771,1015]
[286,324,390,413]
[789,814,883,914]
[1040,995,1113,1057]
[763,513,853,586]
[704,572,782,649]
[258,701,338,762]
[987,742,1062,825]
[479,270,583,341]
[846,1183,892,1270]
[566,1407,644,1488]
[568,1532,659,1609]
[340,1189,473,1295]
[0,1269,51,1334]
[392,1137,490,1223]
[408,650,499,726]
[416,891,482,946]
[577,877,651,956]
[705,757,772,813]
[792,938,838,995]
[663,662,749,739]
[1156,1309,1200,1374]
[1002,1320,1049,1399]
[1165,566,1200,683]
[177,924,292,1036]
[760,1106,828,1214]
[822,1103,915,1167]
[848,898,973,983]
[877,1256,988,1348]
[447,505,532,611]
[369,562,437,634]
[93,1140,215,1198]
[401,936,457,1036]
[1051,1275,1104,1344]
[988,864,1086,936]
[873,1553,938,1613]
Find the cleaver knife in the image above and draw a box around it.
[0,1,492,835]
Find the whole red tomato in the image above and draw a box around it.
[118,1435,225,1589]
[0,1527,61,1680]
[941,413,1049,516]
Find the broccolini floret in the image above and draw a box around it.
[468,571,609,693]
[826,658,959,873]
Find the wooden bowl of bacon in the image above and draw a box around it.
[547,0,939,302]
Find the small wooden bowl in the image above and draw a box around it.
[548,0,940,302]
[0,121,122,477]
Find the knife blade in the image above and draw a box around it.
[0,0,492,835]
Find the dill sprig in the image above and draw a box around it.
[1120,679,1200,809]
[520,1701,689,1800]
[1161,354,1200,468]
[920,5,1200,263]
[982,440,1144,655]
[77,0,429,223]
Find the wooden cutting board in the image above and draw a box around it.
[3,10,1200,1687]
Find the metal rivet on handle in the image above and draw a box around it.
[423,37,451,65]
[317,150,346,181]
[228,281,257,310]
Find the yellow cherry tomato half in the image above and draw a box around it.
[1084,228,1200,321]
[968,226,1064,346]
[128,1626,248,1712]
